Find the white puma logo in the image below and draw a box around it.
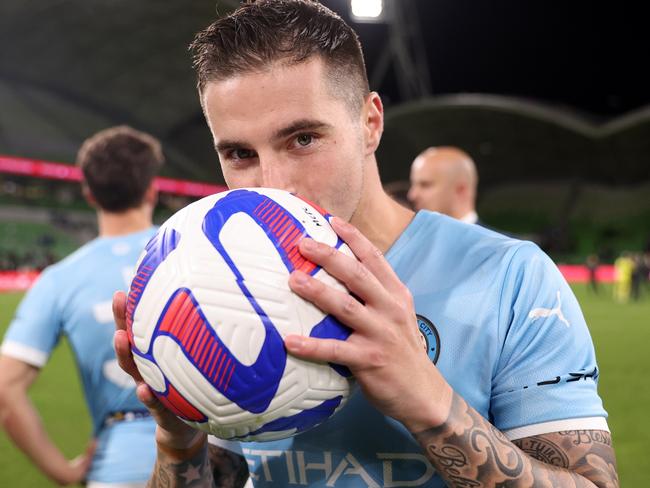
[528,291,570,327]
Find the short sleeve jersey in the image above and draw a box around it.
[1,228,158,483]
[212,211,607,488]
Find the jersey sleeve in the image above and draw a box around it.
[1,268,63,367]
[489,242,608,438]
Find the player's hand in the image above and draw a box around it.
[285,217,453,433]
[112,291,204,452]
[56,439,96,485]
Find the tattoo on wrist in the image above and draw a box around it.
[148,443,214,488]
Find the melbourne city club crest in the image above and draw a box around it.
[417,314,440,364]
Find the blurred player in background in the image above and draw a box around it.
[613,251,634,303]
[113,1,618,487]
[408,146,481,224]
[0,126,161,487]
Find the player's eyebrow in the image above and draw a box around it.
[214,119,332,153]
[215,139,248,152]
[271,119,332,140]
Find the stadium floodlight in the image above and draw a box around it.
[349,0,385,23]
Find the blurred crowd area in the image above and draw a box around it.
[1,174,649,280]
[0,175,191,271]
[1,244,58,272]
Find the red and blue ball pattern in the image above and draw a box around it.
[126,189,352,440]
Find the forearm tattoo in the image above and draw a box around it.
[147,443,214,488]
[514,430,619,488]
[413,392,619,487]
[146,444,248,488]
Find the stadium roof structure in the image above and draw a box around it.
[377,94,650,188]
[0,0,239,182]
[1,0,649,187]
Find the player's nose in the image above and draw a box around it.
[258,158,296,194]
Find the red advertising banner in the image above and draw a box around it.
[0,155,227,197]
[557,264,615,283]
[0,271,40,292]
[0,266,616,293]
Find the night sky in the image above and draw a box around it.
[323,0,650,119]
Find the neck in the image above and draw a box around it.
[97,205,153,237]
[350,161,414,253]
[456,208,477,223]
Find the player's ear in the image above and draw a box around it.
[456,181,468,197]
[82,183,97,208]
[362,92,383,157]
[144,183,158,207]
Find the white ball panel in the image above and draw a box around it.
[220,212,292,285]
[133,353,166,392]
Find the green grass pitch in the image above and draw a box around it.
[1,285,648,486]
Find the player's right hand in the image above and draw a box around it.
[112,291,205,452]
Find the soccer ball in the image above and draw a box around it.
[126,188,354,441]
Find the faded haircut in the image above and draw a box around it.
[189,0,370,114]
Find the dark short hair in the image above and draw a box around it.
[189,0,369,113]
[76,126,164,212]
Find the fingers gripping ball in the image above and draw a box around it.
[125,188,354,441]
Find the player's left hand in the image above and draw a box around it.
[285,217,453,433]
[60,439,96,485]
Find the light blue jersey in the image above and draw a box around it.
[215,211,607,487]
[1,228,158,484]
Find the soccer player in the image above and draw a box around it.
[0,126,162,487]
[408,146,480,224]
[113,1,618,486]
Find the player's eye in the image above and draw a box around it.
[296,134,314,147]
[232,148,256,160]
[223,148,257,163]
